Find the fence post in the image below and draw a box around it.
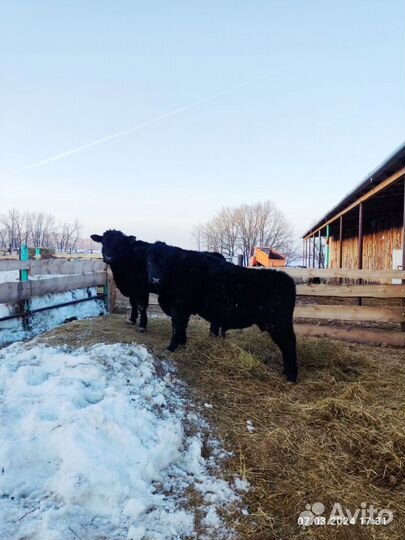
[103,270,109,312]
[104,269,116,313]
[19,245,30,329]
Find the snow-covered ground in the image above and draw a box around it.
[0,288,105,346]
[0,341,245,540]
[0,270,105,347]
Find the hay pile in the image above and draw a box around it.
[42,315,405,539]
[168,320,405,540]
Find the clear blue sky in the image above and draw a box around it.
[1,0,404,248]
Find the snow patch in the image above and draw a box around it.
[0,288,105,347]
[0,342,240,539]
[234,477,250,492]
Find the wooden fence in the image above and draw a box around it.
[2,257,404,346]
[0,258,115,324]
[279,267,405,347]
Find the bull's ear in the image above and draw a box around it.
[128,235,137,245]
[90,234,103,243]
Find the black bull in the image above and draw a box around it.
[147,241,298,382]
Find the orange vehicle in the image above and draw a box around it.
[250,247,287,268]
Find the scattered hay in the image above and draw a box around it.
[40,314,405,539]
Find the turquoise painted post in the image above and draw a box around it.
[19,244,30,329]
[20,245,29,281]
[35,247,41,259]
[326,225,330,268]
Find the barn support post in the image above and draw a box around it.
[401,178,405,332]
[307,238,310,267]
[307,238,309,267]
[358,202,364,306]
[312,234,316,268]
[339,215,343,268]
[338,216,344,285]
[307,237,310,267]
[19,245,30,330]
[305,238,308,267]
[358,202,364,270]
[318,230,322,268]
[326,224,330,268]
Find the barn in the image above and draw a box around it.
[302,142,405,272]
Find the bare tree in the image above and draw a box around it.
[28,212,56,248]
[235,204,262,264]
[0,209,29,250]
[194,200,298,265]
[0,209,82,253]
[192,224,203,251]
[54,219,81,253]
[212,207,240,256]
[0,228,7,250]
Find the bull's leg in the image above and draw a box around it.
[267,321,298,383]
[168,310,190,352]
[210,322,219,337]
[127,296,138,325]
[138,292,149,332]
[138,305,147,332]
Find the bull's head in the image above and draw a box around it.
[90,230,136,265]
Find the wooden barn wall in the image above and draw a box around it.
[329,214,403,270]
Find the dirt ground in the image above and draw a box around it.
[36,302,405,540]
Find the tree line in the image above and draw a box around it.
[0,209,81,253]
[193,201,298,265]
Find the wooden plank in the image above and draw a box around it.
[30,259,106,275]
[294,304,405,323]
[0,271,106,303]
[0,258,106,274]
[303,167,405,238]
[278,267,405,280]
[0,259,30,271]
[295,323,405,348]
[0,281,31,304]
[296,284,405,298]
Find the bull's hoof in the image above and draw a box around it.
[138,327,146,333]
[284,371,299,383]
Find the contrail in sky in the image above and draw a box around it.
[14,75,267,173]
